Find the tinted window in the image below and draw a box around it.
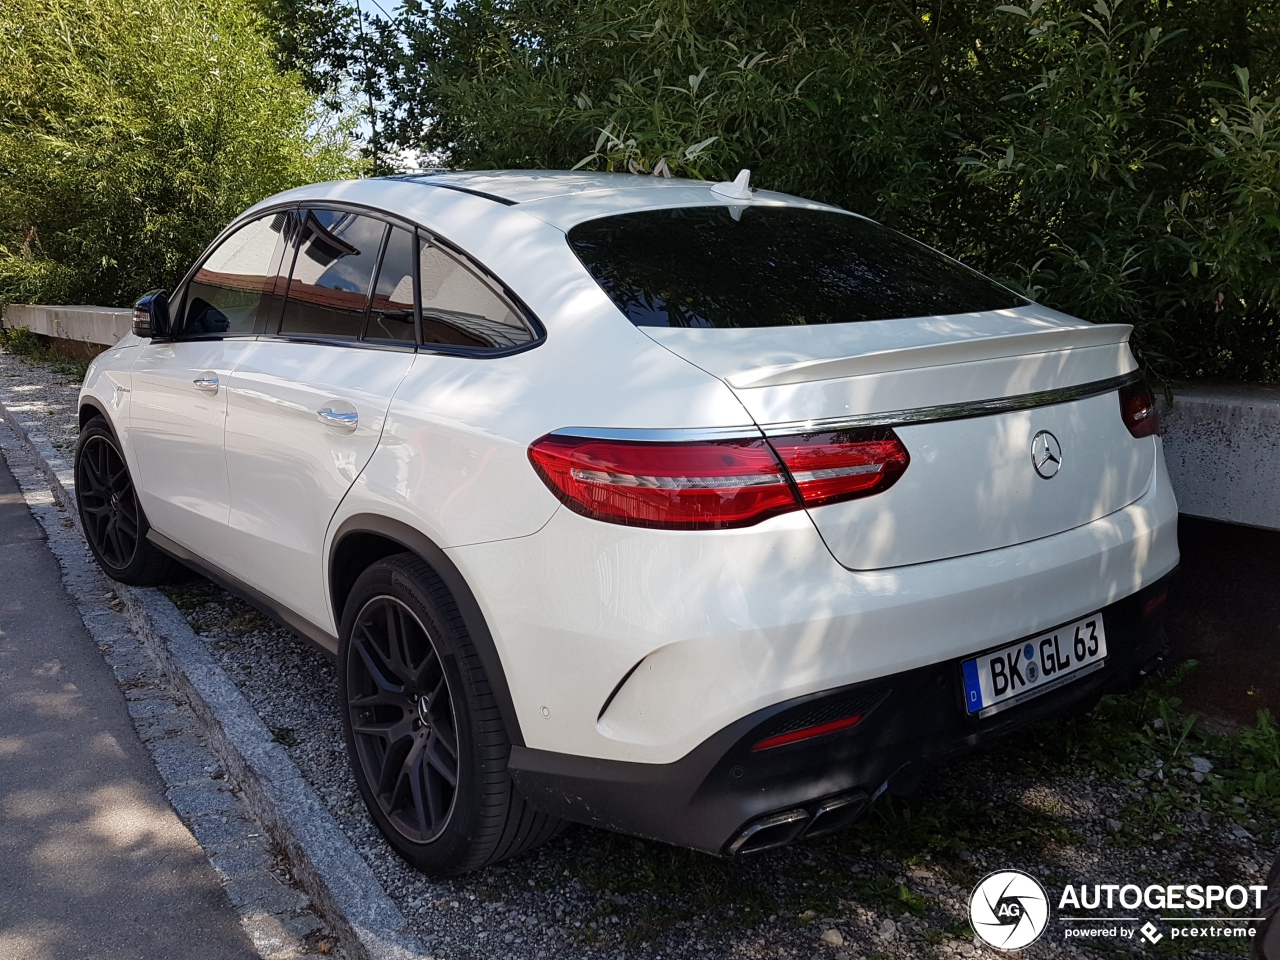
[567,206,1027,328]
[366,227,416,344]
[279,210,385,339]
[419,242,532,349]
[182,213,291,336]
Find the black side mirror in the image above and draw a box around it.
[133,290,171,339]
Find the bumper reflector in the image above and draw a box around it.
[1143,592,1168,623]
[751,713,863,752]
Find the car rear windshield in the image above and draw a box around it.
[566,206,1027,328]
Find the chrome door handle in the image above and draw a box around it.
[192,376,219,394]
[317,408,358,429]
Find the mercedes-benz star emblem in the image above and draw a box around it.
[1031,430,1063,480]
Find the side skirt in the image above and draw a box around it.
[147,530,339,658]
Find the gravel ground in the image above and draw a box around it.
[2,343,1276,960]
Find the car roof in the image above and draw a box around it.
[376,170,845,231]
[237,171,856,301]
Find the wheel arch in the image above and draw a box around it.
[78,396,114,432]
[329,515,525,746]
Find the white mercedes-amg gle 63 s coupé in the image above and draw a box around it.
[75,170,1178,875]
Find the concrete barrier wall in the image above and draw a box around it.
[3,304,133,349]
[1161,384,1280,532]
[3,303,1278,530]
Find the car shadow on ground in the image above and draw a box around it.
[1166,516,1280,727]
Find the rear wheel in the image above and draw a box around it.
[74,416,177,585]
[338,553,563,876]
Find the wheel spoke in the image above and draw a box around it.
[376,737,410,799]
[404,742,432,838]
[94,442,110,487]
[423,731,458,787]
[116,508,138,540]
[410,644,442,694]
[81,457,105,491]
[351,715,414,743]
[351,627,404,702]
[105,520,126,566]
[422,749,445,828]
[386,602,420,683]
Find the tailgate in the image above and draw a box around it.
[644,306,1157,569]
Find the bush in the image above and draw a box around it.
[382,0,1279,382]
[0,0,361,308]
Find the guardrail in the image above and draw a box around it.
[3,303,1278,531]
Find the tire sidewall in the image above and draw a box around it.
[337,557,499,875]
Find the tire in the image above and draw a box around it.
[338,553,563,876]
[74,416,178,586]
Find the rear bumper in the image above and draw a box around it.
[510,573,1175,854]
[449,449,1179,763]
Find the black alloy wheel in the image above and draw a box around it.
[77,432,140,570]
[346,595,460,843]
[74,416,176,585]
[337,554,563,875]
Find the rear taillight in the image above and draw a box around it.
[768,428,910,508]
[527,436,798,529]
[1119,381,1160,438]
[528,428,909,529]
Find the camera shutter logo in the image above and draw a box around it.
[969,870,1050,950]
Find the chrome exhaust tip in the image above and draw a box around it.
[802,791,869,839]
[726,808,809,855]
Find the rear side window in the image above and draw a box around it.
[182,213,292,337]
[366,226,416,344]
[279,209,386,340]
[567,206,1027,328]
[418,241,533,350]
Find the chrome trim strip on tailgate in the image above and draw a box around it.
[758,371,1141,436]
[551,372,1141,442]
[551,424,766,442]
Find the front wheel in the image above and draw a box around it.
[338,553,563,876]
[74,416,177,585]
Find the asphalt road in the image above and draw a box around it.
[0,456,257,960]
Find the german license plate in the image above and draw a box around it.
[961,614,1107,717]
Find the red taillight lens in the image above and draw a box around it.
[1119,381,1160,438]
[527,435,799,529]
[528,428,910,529]
[768,428,910,507]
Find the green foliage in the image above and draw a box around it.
[0,0,362,308]
[1226,709,1280,807]
[252,0,362,101]
[382,0,1280,381]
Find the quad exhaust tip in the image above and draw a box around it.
[726,791,870,855]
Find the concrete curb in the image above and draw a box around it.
[0,388,428,960]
